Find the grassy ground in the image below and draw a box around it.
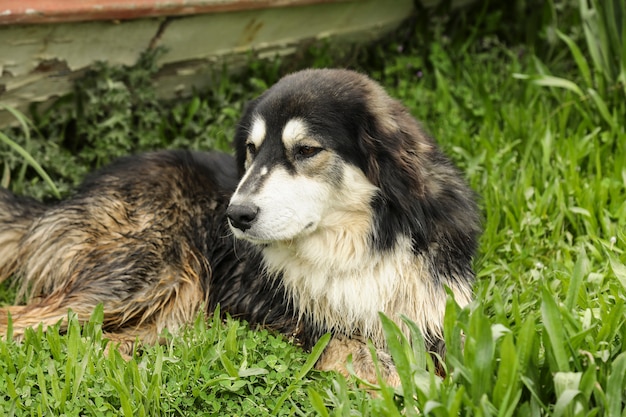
[1,0,626,415]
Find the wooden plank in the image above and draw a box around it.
[0,0,415,126]
[0,0,349,25]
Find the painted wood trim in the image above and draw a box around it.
[0,0,349,25]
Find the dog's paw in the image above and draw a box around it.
[315,336,400,386]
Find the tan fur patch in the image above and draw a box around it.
[316,336,400,386]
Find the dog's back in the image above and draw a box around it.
[0,151,295,350]
[0,189,47,283]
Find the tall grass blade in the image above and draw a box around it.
[609,256,626,291]
[307,387,330,417]
[493,333,520,412]
[587,88,617,128]
[553,389,584,417]
[36,367,50,414]
[400,315,428,370]
[467,309,495,403]
[379,313,421,416]
[553,372,583,417]
[530,75,585,96]
[565,249,588,311]
[0,105,33,142]
[0,106,61,198]
[0,131,61,198]
[379,314,415,384]
[605,352,626,417]
[224,319,238,356]
[621,0,626,96]
[541,287,570,372]
[443,294,464,363]
[296,332,330,381]
[219,352,238,378]
[556,29,592,88]
[595,0,621,80]
[271,333,330,414]
[580,0,608,79]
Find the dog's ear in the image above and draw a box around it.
[358,107,432,250]
[358,104,480,260]
[234,98,261,177]
[358,103,428,204]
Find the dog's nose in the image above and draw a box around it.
[226,203,259,232]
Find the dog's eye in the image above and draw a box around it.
[295,146,322,159]
[246,143,257,156]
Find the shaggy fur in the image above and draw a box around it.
[0,69,480,383]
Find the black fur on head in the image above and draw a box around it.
[352,73,481,285]
[234,97,260,178]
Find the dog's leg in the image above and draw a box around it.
[0,302,163,360]
[0,299,93,339]
[1,299,169,357]
[0,263,205,357]
[100,324,166,359]
[315,336,401,386]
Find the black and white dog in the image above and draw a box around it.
[0,69,480,383]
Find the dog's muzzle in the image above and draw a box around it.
[226,203,259,232]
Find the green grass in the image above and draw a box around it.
[1,0,626,415]
[0,307,336,416]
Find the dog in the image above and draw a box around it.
[0,69,480,384]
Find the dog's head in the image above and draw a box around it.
[227,69,479,259]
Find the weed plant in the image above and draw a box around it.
[1,0,625,415]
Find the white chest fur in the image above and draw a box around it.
[262,232,469,347]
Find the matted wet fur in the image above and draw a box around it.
[0,69,480,384]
